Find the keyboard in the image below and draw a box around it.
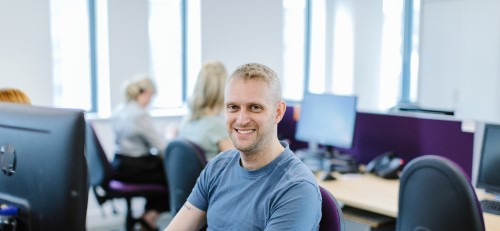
[480,199,500,215]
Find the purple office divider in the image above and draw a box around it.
[350,112,474,177]
[278,105,308,151]
[278,106,475,177]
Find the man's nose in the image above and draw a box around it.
[236,110,251,125]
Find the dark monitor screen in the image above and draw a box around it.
[0,103,88,231]
[295,93,357,150]
[476,123,500,195]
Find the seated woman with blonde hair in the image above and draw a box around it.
[111,75,168,230]
[178,60,233,160]
[0,88,31,104]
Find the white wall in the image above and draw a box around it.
[107,0,150,111]
[201,0,283,77]
[352,0,383,111]
[418,0,500,123]
[457,0,500,123]
[0,0,53,106]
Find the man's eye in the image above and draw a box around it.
[226,105,238,111]
[251,105,263,112]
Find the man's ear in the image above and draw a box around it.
[275,100,286,124]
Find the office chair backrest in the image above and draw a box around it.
[319,186,345,231]
[397,155,485,231]
[85,122,113,195]
[164,138,207,215]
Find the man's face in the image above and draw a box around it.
[224,78,280,155]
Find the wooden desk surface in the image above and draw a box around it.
[317,172,500,231]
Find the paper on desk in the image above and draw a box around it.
[340,173,363,179]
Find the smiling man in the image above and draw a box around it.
[165,63,322,231]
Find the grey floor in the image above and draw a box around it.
[86,191,173,231]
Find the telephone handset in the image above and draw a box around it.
[365,151,404,179]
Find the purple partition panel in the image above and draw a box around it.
[349,112,474,177]
[278,106,308,151]
[278,107,475,177]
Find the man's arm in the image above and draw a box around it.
[164,201,207,231]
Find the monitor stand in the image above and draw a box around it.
[320,171,336,181]
[320,145,337,181]
[323,148,359,174]
[296,142,327,173]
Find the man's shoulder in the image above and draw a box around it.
[271,152,322,208]
[205,148,239,171]
[278,152,319,187]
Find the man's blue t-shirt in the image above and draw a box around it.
[187,142,322,231]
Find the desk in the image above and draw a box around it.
[317,173,500,231]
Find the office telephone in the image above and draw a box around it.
[365,152,404,179]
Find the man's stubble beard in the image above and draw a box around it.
[232,124,275,157]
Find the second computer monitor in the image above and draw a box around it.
[476,123,500,194]
[295,93,357,151]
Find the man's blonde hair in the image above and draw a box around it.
[227,63,282,103]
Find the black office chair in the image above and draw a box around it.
[163,138,207,215]
[397,155,485,231]
[85,122,168,231]
[319,186,345,231]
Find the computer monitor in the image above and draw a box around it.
[294,93,358,177]
[295,93,357,152]
[476,123,500,195]
[0,103,88,231]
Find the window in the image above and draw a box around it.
[282,0,414,112]
[50,1,414,113]
[149,0,201,109]
[378,0,404,110]
[282,0,307,102]
[93,0,111,115]
[50,0,200,114]
[185,0,202,100]
[330,1,354,95]
[408,0,421,102]
[308,0,327,94]
[49,0,92,111]
[149,0,184,108]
